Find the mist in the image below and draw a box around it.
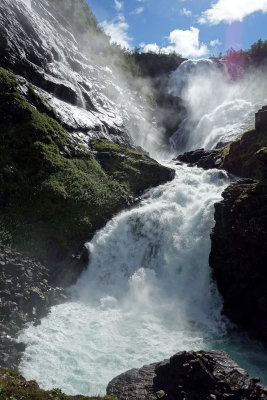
[168,59,267,151]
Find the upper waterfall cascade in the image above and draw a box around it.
[0,0,166,157]
[168,59,267,152]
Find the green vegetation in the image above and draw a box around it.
[0,366,114,400]
[212,39,267,69]
[0,67,173,260]
[90,138,174,194]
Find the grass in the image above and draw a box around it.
[0,367,115,400]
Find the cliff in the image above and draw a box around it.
[0,0,177,284]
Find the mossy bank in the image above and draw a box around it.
[0,367,114,400]
[0,67,174,285]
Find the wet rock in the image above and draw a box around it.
[255,105,267,130]
[210,179,267,345]
[175,148,222,170]
[0,246,67,369]
[107,363,158,400]
[107,350,267,400]
[220,107,267,180]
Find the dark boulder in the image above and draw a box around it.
[175,148,222,169]
[220,106,267,180]
[107,350,267,400]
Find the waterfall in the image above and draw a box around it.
[169,59,267,151]
[14,33,267,392]
[18,163,267,395]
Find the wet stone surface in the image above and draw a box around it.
[0,247,67,369]
[107,350,267,400]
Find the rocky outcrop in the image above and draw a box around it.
[107,363,157,400]
[219,106,267,179]
[175,148,223,170]
[0,67,174,286]
[176,106,267,180]
[210,179,267,345]
[0,0,133,147]
[107,350,267,400]
[0,247,66,369]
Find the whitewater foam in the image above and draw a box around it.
[18,164,267,394]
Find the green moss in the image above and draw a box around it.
[0,67,173,260]
[220,128,267,179]
[220,143,230,160]
[0,68,126,258]
[0,366,114,400]
[90,138,174,194]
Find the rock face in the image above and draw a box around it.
[0,0,177,280]
[220,106,267,180]
[0,247,66,369]
[107,350,267,400]
[175,148,222,170]
[0,67,174,285]
[0,0,131,146]
[210,179,267,345]
[107,363,157,400]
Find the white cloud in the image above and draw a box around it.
[130,7,144,15]
[114,0,123,11]
[210,39,222,47]
[180,7,192,16]
[142,43,162,53]
[101,14,131,49]
[141,27,208,58]
[168,27,208,57]
[199,0,267,25]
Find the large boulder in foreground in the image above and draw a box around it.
[107,350,267,400]
[210,179,267,345]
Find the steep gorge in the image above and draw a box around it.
[0,0,267,398]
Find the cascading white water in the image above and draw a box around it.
[18,59,267,395]
[169,59,267,151]
[18,165,267,394]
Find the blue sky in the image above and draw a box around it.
[85,0,267,58]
